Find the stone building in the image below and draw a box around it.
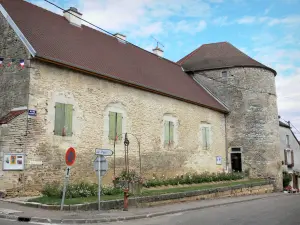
[0,0,282,196]
[0,0,228,196]
[178,42,282,188]
[279,121,300,189]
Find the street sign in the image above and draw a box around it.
[94,155,109,211]
[28,110,37,116]
[94,155,108,176]
[65,166,71,178]
[65,147,76,166]
[95,149,113,156]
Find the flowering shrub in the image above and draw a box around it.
[113,170,143,184]
[41,182,123,198]
[143,172,244,188]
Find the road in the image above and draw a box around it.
[0,194,299,225]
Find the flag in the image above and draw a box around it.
[7,59,15,67]
[0,58,3,67]
[19,59,25,69]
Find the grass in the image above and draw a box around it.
[28,179,264,205]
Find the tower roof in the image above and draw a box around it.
[178,42,276,75]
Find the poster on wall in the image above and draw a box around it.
[216,156,222,165]
[3,153,25,171]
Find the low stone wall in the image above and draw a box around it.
[15,181,274,211]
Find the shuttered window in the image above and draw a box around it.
[109,112,122,141]
[164,121,174,145]
[54,103,73,136]
[202,127,210,150]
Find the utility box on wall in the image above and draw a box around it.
[2,153,25,171]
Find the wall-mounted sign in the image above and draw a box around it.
[28,110,37,116]
[3,153,25,171]
[216,156,222,165]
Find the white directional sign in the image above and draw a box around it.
[95,149,113,156]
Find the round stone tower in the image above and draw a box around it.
[178,42,282,189]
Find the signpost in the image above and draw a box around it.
[95,149,113,156]
[94,149,112,211]
[60,147,76,211]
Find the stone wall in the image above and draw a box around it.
[193,68,282,189]
[3,60,226,195]
[0,11,30,117]
[0,112,28,194]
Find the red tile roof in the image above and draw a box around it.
[0,110,26,125]
[178,42,276,75]
[0,0,228,113]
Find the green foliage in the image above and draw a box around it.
[41,181,61,198]
[143,172,244,188]
[113,169,143,183]
[41,181,122,199]
[283,171,292,187]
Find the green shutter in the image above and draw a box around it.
[170,122,174,143]
[109,112,116,140]
[164,121,170,144]
[117,113,123,140]
[64,104,73,136]
[54,103,65,136]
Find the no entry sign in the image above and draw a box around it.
[65,147,76,166]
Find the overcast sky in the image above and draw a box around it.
[28,0,300,138]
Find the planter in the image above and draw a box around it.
[113,180,128,189]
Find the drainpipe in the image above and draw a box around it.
[225,114,229,172]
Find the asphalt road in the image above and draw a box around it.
[0,194,299,225]
[107,194,300,225]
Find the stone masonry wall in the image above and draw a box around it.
[0,112,28,195]
[3,60,226,195]
[194,68,282,189]
[0,11,30,117]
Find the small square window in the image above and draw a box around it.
[222,71,227,78]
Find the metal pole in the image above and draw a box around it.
[60,167,70,211]
[98,156,101,212]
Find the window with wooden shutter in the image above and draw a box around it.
[284,149,288,165]
[109,112,122,141]
[54,102,73,136]
[202,127,210,150]
[164,121,174,145]
[164,121,170,145]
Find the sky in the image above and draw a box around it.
[28,0,300,138]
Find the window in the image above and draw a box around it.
[284,149,294,167]
[201,126,210,150]
[109,111,122,141]
[286,135,290,147]
[222,71,227,78]
[164,121,174,145]
[54,102,73,136]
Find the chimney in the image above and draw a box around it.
[152,47,163,57]
[114,33,127,43]
[64,7,82,27]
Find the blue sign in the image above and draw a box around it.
[28,110,37,116]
